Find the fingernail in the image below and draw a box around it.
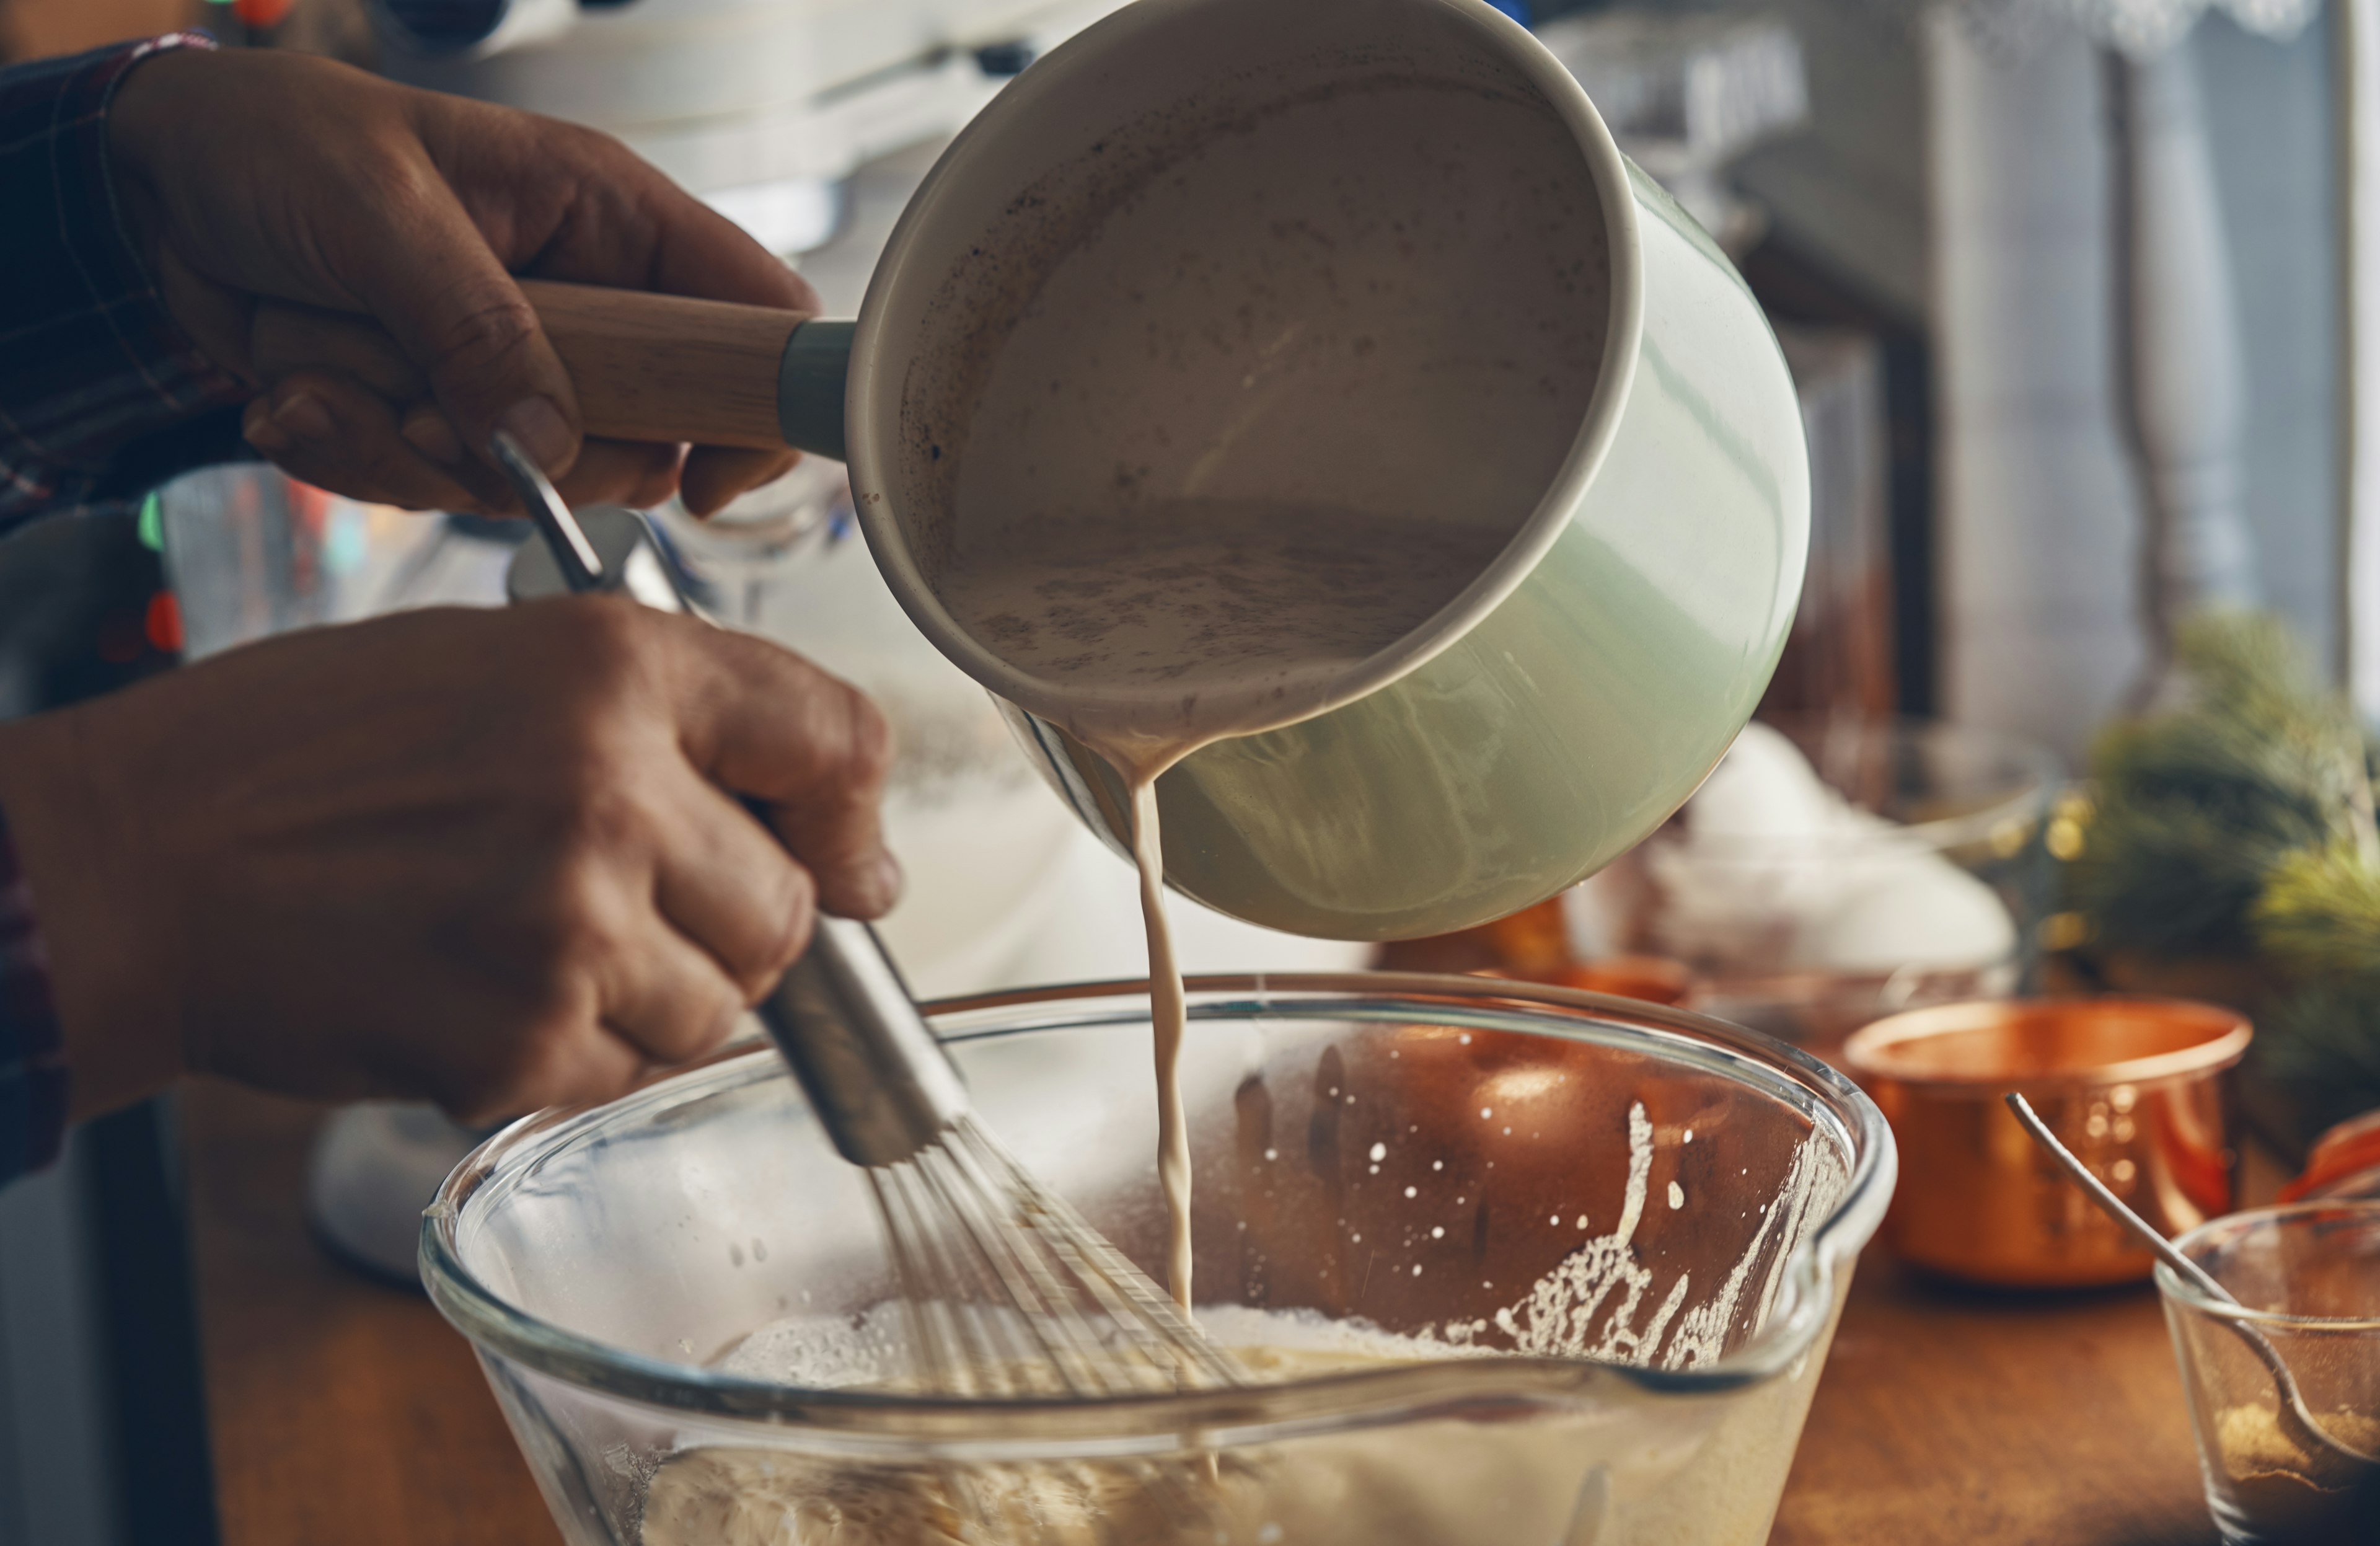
[498,397,573,472]
[273,389,334,443]
[401,410,464,466]
[871,851,905,911]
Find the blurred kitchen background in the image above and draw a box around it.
[1,0,2373,1539]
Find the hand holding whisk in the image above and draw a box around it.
[491,431,1246,1409]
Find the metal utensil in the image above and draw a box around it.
[489,433,1242,1408]
[2006,1091,2380,1480]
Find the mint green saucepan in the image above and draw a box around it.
[842,0,1810,939]
[256,0,1808,941]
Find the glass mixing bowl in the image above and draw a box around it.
[422,974,1894,1546]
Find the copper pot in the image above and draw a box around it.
[1842,998,2250,1287]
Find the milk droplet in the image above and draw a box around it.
[1263,1147,1277,1161]
[1548,1214,1560,1226]
[1411,1264,1424,1276]
[1480,1107,1493,1119]
[1576,1215,1589,1229]
[1368,1164,1380,1175]
[1683,1128,1695,1144]
[1404,1185,1418,1198]
[1369,1142,1387,1161]
[1432,1159,1443,1170]
[1668,1181,1685,1209]
[1458,1033,1471,1045]
[1431,1226,1445,1239]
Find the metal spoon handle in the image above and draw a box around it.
[490,430,604,592]
[2003,1092,2237,1306]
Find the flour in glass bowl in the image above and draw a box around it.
[637,1108,1848,1546]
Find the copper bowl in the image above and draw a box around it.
[1843,998,2250,1287]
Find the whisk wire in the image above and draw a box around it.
[933,1129,1147,1395]
[850,1118,1251,1545]
[955,1121,1246,1389]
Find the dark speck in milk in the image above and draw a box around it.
[940,498,1509,730]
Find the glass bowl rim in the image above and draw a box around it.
[419,971,1896,1436]
[1641,713,2063,857]
[2154,1199,2380,1331]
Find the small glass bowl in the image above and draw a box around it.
[2157,1202,2380,1544]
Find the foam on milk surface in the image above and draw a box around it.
[938,499,1510,759]
[715,1302,1463,1392]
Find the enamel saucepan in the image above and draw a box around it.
[258,0,1810,941]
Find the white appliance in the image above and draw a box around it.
[372,0,1138,253]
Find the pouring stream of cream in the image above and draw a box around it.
[938,500,1507,1304]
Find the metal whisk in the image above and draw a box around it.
[764,919,1245,1398]
[491,433,1244,1408]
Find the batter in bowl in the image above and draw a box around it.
[641,1316,1580,1546]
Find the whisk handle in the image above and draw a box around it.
[757,917,970,1166]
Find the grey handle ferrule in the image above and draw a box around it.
[756,917,970,1167]
[777,320,856,463]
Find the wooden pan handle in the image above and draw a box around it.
[249,280,807,452]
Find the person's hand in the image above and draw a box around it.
[106,47,812,517]
[0,600,898,1123]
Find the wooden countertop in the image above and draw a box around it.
[184,1082,2224,1546]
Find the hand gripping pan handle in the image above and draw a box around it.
[257,283,853,459]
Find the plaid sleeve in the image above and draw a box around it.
[0,806,68,1184]
[0,32,251,540]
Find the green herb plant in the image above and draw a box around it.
[2069,614,2380,1134]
